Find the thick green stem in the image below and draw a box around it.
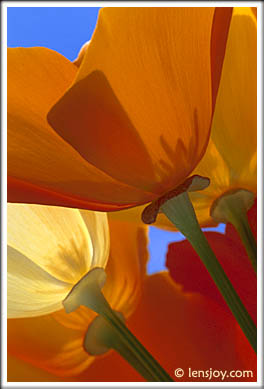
[210,189,257,274]
[63,268,173,382]
[161,192,257,353]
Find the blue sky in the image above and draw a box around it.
[7,6,225,274]
[7,7,100,60]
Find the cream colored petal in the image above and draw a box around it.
[7,204,96,285]
[7,245,70,318]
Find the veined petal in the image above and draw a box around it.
[7,204,109,318]
[8,204,92,283]
[7,47,154,209]
[48,8,232,195]
[53,219,148,329]
[190,7,257,225]
[102,219,148,318]
[7,245,70,318]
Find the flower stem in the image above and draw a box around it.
[161,192,257,353]
[233,213,257,273]
[63,268,173,382]
[210,189,257,274]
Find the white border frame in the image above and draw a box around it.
[1,1,263,388]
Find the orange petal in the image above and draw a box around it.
[7,47,153,209]
[108,202,178,231]
[48,8,232,196]
[7,314,93,376]
[103,219,148,317]
[251,7,257,19]
[7,354,64,382]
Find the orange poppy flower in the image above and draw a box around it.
[8,8,232,211]
[108,7,257,229]
[8,272,256,382]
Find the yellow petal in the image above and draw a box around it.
[53,219,148,329]
[190,7,257,225]
[8,220,148,376]
[8,47,153,209]
[7,204,109,317]
[48,8,232,195]
[212,7,256,182]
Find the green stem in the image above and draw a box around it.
[210,189,257,274]
[114,340,157,381]
[63,268,173,382]
[232,213,257,273]
[161,192,257,353]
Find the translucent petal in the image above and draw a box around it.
[7,204,109,317]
